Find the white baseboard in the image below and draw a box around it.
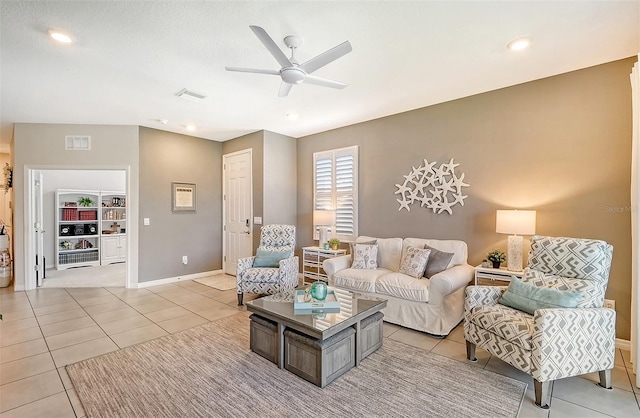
[136,270,223,289]
[616,338,631,351]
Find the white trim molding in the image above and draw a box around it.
[616,338,631,352]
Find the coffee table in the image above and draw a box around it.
[246,287,387,387]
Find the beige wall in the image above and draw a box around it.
[297,57,636,339]
[12,123,139,290]
[138,128,222,282]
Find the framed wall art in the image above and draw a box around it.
[172,182,196,212]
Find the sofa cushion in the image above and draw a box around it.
[332,268,391,293]
[358,236,403,271]
[398,246,431,278]
[403,238,467,267]
[352,244,378,269]
[467,304,534,350]
[376,272,430,302]
[423,244,454,278]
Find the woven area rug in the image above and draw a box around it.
[67,314,526,418]
[194,274,237,291]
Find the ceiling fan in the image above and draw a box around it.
[225,25,352,97]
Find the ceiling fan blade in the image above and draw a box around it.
[304,75,347,89]
[300,40,352,74]
[225,66,280,76]
[278,82,293,97]
[249,25,292,68]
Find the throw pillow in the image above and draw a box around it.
[252,249,293,268]
[349,239,377,259]
[498,276,585,315]
[399,246,431,278]
[422,244,455,278]
[351,244,378,269]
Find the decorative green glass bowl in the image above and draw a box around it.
[309,281,328,301]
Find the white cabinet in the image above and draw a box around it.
[55,190,126,270]
[100,191,126,264]
[302,246,347,284]
[101,235,126,264]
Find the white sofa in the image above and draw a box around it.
[323,236,474,336]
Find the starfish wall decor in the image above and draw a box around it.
[394,158,469,214]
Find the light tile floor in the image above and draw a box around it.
[0,281,638,417]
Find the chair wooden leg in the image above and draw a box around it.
[598,369,613,389]
[534,379,550,409]
[466,340,477,362]
[237,293,243,306]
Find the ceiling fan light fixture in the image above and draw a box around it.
[48,29,73,44]
[507,37,531,51]
[185,125,196,131]
[281,68,306,84]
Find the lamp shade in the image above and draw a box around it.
[313,210,336,226]
[496,210,536,235]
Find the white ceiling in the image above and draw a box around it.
[1,1,638,146]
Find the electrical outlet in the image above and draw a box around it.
[604,299,615,310]
[182,256,188,265]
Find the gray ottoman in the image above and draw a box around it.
[359,311,384,360]
[284,326,356,387]
[249,314,278,364]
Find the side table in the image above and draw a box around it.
[474,266,524,286]
[302,246,347,284]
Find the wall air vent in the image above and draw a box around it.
[65,135,91,151]
[175,88,206,102]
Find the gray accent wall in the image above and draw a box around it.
[222,131,264,251]
[12,123,140,290]
[222,130,297,251]
[263,131,297,226]
[138,127,222,283]
[297,57,636,339]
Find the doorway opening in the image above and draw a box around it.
[25,167,135,290]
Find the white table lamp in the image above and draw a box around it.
[496,210,536,271]
[313,210,336,248]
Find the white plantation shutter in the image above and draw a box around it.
[313,146,358,242]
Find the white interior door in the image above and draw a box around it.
[34,171,45,286]
[223,149,252,276]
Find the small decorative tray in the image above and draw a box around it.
[293,289,340,310]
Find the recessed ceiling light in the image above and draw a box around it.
[185,125,196,131]
[48,29,73,44]
[286,113,299,120]
[507,37,531,51]
[158,119,168,125]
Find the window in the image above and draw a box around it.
[313,146,358,242]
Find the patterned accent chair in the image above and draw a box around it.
[464,235,615,409]
[236,224,298,306]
